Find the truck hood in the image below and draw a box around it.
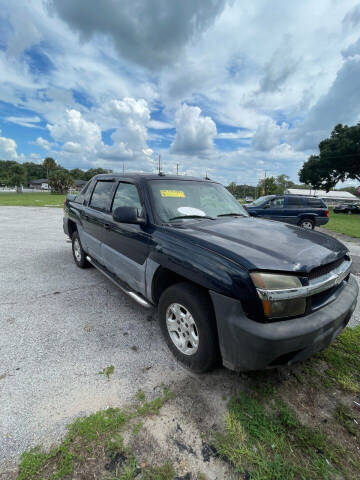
[171,217,348,273]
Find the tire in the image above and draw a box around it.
[158,282,220,373]
[72,231,91,268]
[298,218,315,229]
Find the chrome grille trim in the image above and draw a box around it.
[256,259,352,301]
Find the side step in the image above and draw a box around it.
[86,256,153,309]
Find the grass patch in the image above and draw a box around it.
[0,192,66,207]
[135,386,174,416]
[323,210,360,238]
[99,365,115,380]
[316,325,360,393]
[334,403,358,437]
[214,393,350,480]
[16,388,174,480]
[212,326,360,479]
[141,463,175,480]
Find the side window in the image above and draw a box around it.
[286,196,304,208]
[76,180,92,204]
[269,197,284,209]
[112,182,143,216]
[89,181,115,211]
[306,198,322,208]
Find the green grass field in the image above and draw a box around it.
[323,210,360,238]
[0,192,66,207]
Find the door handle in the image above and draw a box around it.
[103,223,111,230]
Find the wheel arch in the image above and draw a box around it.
[67,219,77,238]
[298,213,317,221]
[151,265,212,306]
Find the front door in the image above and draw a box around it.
[101,181,151,295]
[262,196,285,221]
[81,180,116,261]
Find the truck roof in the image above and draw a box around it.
[92,172,217,182]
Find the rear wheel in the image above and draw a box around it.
[158,282,220,373]
[298,218,315,229]
[72,231,91,268]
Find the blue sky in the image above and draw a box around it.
[0,0,360,186]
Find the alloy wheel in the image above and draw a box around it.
[166,303,199,355]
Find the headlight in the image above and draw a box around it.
[250,272,306,319]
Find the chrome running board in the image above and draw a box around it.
[86,255,152,309]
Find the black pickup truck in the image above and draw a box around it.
[63,173,358,372]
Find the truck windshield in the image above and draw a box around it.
[148,179,248,223]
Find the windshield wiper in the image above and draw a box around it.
[217,212,246,217]
[168,215,215,221]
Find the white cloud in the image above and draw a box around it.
[5,115,42,128]
[33,136,53,150]
[216,130,253,140]
[49,0,229,69]
[1,0,360,184]
[0,130,18,160]
[5,6,42,58]
[62,141,82,153]
[252,120,289,151]
[148,119,173,130]
[171,104,217,155]
[47,109,101,149]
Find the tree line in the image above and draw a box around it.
[227,174,306,199]
[0,158,111,193]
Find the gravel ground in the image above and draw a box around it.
[0,207,359,473]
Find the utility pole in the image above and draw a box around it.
[122,162,125,175]
[176,163,179,175]
[264,170,267,195]
[158,154,161,174]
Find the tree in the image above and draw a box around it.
[83,168,110,181]
[299,123,360,191]
[227,182,238,197]
[275,174,294,193]
[23,162,47,181]
[257,176,278,195]
[9,164,27,192]
[69,168,86,180]
[337,186,360,197]
[43,157,57,180]
[48,170,74,194]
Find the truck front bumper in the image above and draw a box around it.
[210,275,358,371]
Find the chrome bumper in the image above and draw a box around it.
[256,259,352,301]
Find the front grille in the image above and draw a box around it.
[308,256,346,280]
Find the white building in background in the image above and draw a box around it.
[284,188,358,206]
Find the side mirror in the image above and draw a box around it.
[112,206,145,224]
[263,204,270,209]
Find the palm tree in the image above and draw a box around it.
[43,157,57,180]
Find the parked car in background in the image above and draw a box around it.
[333,204,360,214]
[63,174,357,372]
[244,195,329,229]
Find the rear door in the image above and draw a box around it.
[81,180,116,261]
[283,196,305,224]
[101,181,151,295]
[302,197,327,224]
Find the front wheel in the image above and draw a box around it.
[298,218,315,229]
[158,282,220,373]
